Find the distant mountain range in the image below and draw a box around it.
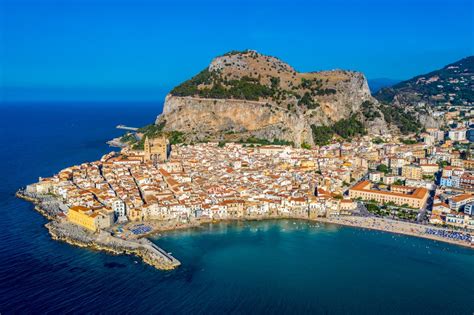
[374,56,474,107]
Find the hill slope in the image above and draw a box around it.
[375,56,473,107]
[156,50,390,146]
[374,57,473,128]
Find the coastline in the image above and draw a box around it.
[132,214,473,250]
[16,191,473,273]
[16,191,181,271]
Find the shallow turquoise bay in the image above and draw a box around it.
[151,220,474,314]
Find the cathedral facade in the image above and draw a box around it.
[143,136,168,162]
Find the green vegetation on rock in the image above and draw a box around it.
[315,88,336,96]
[239,136,294,146]
[298,92,319,109]
[361,101,381,121]
[169,52,343,109]
[311,115,367,146]
[310,125,334,146]
[171,69,275,101]
[129,121,186,150]
[132,121,167,150]
[380,105,422,134]
[120,133,137,144]
[170,69,215,97]
[399,138,418,145]
[332,115,367,139]
[137,121,166,138]
[168,131,185,145]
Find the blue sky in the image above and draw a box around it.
[1,0,473,101]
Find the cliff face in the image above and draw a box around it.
[157,50,388,145]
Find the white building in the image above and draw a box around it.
[369,172,382,182]
[448,128,467,141]
[112,198,126,219]
[464,203,474,216]
[382,175,397,185]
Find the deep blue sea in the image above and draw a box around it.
[0,102,473,314]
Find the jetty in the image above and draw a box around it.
[140,239,180,265]
[116,125,139,131]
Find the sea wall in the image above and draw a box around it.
[47,221,180,270]
[16,190,180,271]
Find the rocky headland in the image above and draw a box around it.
[16,190,181,271]
[155,50,393,146]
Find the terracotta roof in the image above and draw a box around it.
[69,205,90,212]
[451,194,473,203]
[350,180,428,200]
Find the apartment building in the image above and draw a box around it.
[402,165,423,180]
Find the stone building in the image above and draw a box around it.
[349,180,429,209]
[144,136,168,162]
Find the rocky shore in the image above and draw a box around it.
[106,137,126,148]
[16,190,180,271]
[16,191,64,220]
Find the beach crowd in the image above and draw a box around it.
[425,228,472,243]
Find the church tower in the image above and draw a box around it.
[144,136,151,161]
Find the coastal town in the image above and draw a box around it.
[18,104,474,269]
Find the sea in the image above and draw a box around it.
[0,102,473,314]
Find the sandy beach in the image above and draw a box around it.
[121,214,473,249]
[318,216,473,249]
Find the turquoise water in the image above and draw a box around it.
[153,220,474,314]
[0,103,473,314]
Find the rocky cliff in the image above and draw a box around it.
[156,50,389,145]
